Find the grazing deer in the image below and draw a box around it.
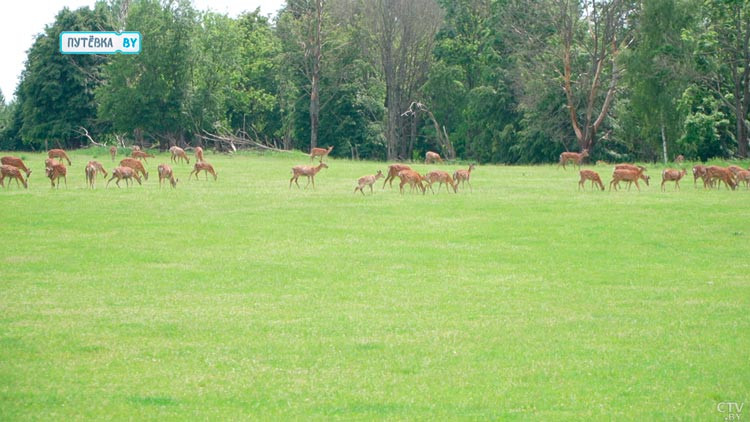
[169,146,190,164]
[692,164,707,187]
[109,146,117,161]
[704,166,736,190]
[558,149,589,169]
[157,163,178,188]
[1,156,32,177]
[727,165,744,176]
[119,157,149,181]
[453,163,476,192]
[0,165,28,189]
[106,166,142,188]
[354,170,384,195]
[609,167,647,191]
[578,169,604,191]
[195,146,204,162]
[424,151,443,164]
[735,170,750,189]
[131,150,154,163]
[290,162,327,189]
[310,146,333,162]
[612,164,650,189]
[189,161,218,181]
[45,162,67,188]
[424,170,457,193]
[661,168,687,191]
[397,169,426,194]
[48,148,72,166]
[382,164,412,189]
[85,160,108,188]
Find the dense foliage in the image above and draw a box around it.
[0,0,747,163]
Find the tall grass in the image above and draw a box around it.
[1,148,748,420]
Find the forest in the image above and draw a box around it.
[0,0,747,164]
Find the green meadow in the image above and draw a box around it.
[1,148,748,420]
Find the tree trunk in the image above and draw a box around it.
[309,0,323,151]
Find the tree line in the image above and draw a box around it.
[0,0,747,164]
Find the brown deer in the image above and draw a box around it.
[382,164,412,189]
[169,146,190,164]
[558,149,589,169]
[674,154,685,164]
[119,157,149,181]
[310,146,333,162]
[1,156,32,177]
[735,170,750,189]
[106,166,142,188]
[0,165,28,189]
[290,162,327,189]
[727,165,744,176]
[48,148,72,166]
[157,164,178,188]
[704,166,736,190]
[578,170,604,191]
[424,170,458,193]
[661,168,687,191]
[424,151,443,164]
[397,169,426,194]
[609,167,647,191]
[612,164,650,189]
[195,146,204,162]
[189,161,218,181]
[131,150,154,163]
[45,162,67,188]
[109,146,117,161]
[85,160,108,188]
[354,170,384,195]
[692,164,707,187]
[453,163,476,192]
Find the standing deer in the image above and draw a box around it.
[119,157,149,181]
[1,156,32,178]
[157,164,178,188]
[613,164,650,190]
[85,160,108,188]
[131,150,154,163]
[382,164,412,189]
[397,169,426,194]
[189,161,218,181]
[195,146,204,162]
[0,165,28,189]
[735,170,750,189]
[310,146,333,162]
[453,163,476,192]
[609,167,647,191]
[109,146,117,161]
[354,170,384,195]
[424,151,443,164]
[46,162,68,188]
[558,149,589,169]
[674,154,685,164]
[661,168,687,191]
[424,170,457,193]
[106,166,142,188]
[704,166,736,190]
[578,169,604,191]
[48,149,72,166]
[692,165,707,187]
[170,146,190,164]
[290,162,327,189]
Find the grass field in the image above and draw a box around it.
[1,147,748,420]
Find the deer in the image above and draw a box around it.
[703,166,736,190]
[157,164,178,188]
[735,170,750,189]
[131,150,154,163]
[169,146,190,164]
[45,162,67,188]
[354,170,384,195]
[382,164,412,189]
[424,151,443,164]
[85,160,108,188]
[612,164,650,189]
[423,170,458,193]
[609,167,647,191]
[109,146,117,161]
[453,163,476,192]
[727,165,744,176]
[558,149,588,169]
[661,168,687,191]
[1,156,32,177]
[397,169,426,194]
[189,161,218,181]
[578,169,604,191]
[692,164,707,187]
[106,166,142,188]
[195,146,204,162]
[48,148,72,166]
[0,165,28,189]
[119,157,149,181]
[674,154,685,164]
[290,162,327,189]
[310,146,333,162]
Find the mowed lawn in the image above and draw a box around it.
[1,148,748,420]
